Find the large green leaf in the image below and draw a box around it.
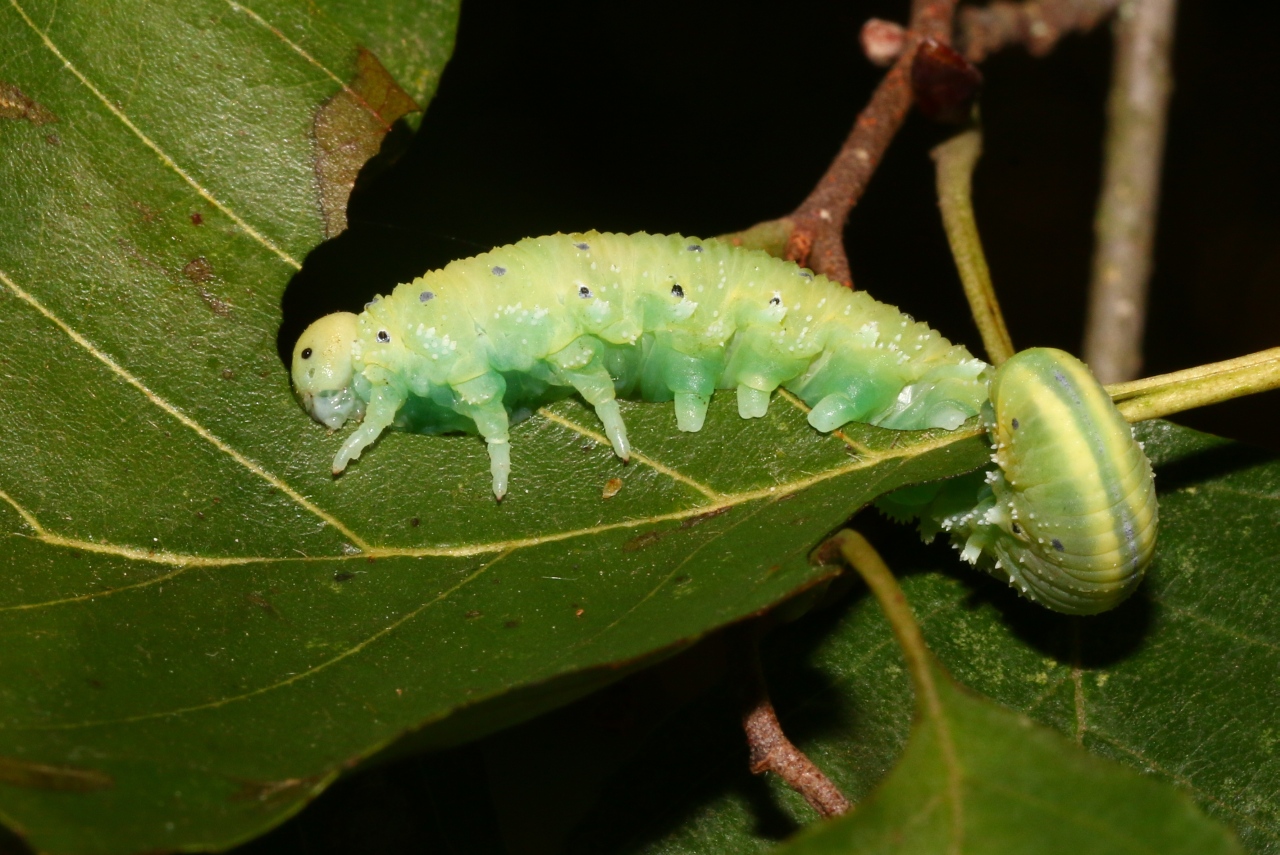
[561,421,1277,853]
[776,660,1240,855]
[0,4,1006,853]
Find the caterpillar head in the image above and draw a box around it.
[292,313,363,429]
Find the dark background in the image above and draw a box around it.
[265,1,1280,852]
[282,0,1280,451]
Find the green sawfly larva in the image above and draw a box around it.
[291,231,1157,615]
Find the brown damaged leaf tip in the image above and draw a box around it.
[911,39,983,124]
[313,47,421,238]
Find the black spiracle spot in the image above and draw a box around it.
[670,284,684,298]
[578,285,592,299]
[492,266,506,276]
[300,348,312,360]
[686,244,703,252]
[575,242,590,251]
[1011,418,1020,430]
[1011,522,1022,535]
[769,295,782,306]
[1052,539,1065,552]
[377,330,390,343]
[419,291,435,302]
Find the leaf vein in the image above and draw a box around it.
[7,550,514,731]
[0,268,372,551]
[535,407,723,499]
[226,0,402,131]
[6,0,302,270]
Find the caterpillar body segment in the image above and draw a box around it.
[983,348,1158,613]
[291,231,992,493]
[880,348,1158,615]
[290,233,1158,615]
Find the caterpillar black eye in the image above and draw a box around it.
[671,284,684,298]
[578,285,592,299]
[1011,522,1022,535]
[301,348,312,360]
[377,330,390,343]
[419,291,434,302]
[769,295,782,306]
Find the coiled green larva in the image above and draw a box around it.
[884,348,1158,614]
[290,232,1157,614]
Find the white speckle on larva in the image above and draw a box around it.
[806,315,813,322]
[610,264,620,272]
[590,262,597,270]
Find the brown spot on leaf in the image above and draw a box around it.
[183,257,213,284]
[132,201,157,223]
[312,48,420,237]
[623,530,668,552]
[680,506,730,528]
[245,592,278,616]
[0,82,56,125]
[0,756,112,792]
[602,477,623,499]
[190,212,204,225]
[183,257,232,317]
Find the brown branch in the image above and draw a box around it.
[784,0,959,287]
[738,626,851,818]
[957,0,1120,63]
[1083,0,1178,383]
[728,0,1119,286]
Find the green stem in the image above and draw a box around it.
[931,128,1016,366]
[830,531,941,717]
[1107,347,1280,423]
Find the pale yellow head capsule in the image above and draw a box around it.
[291,312,364,429]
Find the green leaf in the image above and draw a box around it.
[775,660,1242,855]
[0,5,1001,853]
[563,422,1275,854]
